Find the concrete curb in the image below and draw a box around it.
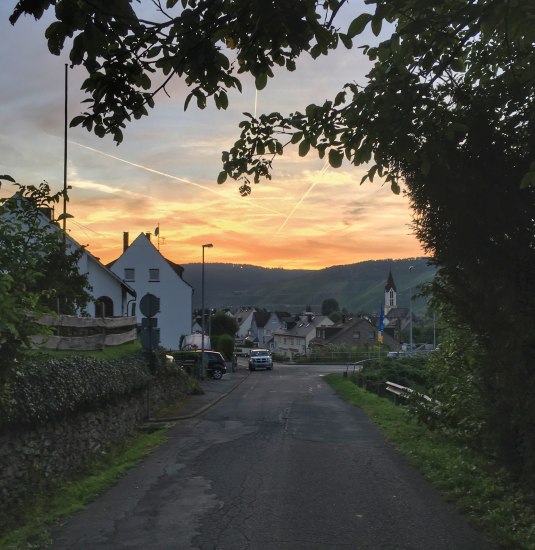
[147,371,250,423]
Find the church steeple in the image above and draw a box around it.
[384,269,397,313]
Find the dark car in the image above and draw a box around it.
[194,350,227,379]
[173,350,227,380]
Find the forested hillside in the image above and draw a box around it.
[182,258,435,314]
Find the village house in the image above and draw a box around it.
[272,313,333,358]
[311,316,400,351]
[109,232,193,350]
[1,196,136,317]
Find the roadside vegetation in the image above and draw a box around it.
[325,370,535,550]
[0,427,168,549]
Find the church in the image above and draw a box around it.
[382,269,413,341]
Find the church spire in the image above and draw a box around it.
[384,269,397,313]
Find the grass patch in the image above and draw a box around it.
[0,427,168,549]
[325,374,535,550]
[26,340,142,360]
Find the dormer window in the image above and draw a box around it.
[124,268,135,281]
[149,268,160,281]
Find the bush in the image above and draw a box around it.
[0,352,152,427]
[215,334,234,360]
[351,355,433,395]
[406,328,488,449]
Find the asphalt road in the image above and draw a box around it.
[49,364,494,549]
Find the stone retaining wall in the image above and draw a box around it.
[0,372,189,519]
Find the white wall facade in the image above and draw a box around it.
[75,246,133,316]
[110,234,193,350]
[235,309,255,340]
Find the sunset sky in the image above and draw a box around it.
[0,3,424,270]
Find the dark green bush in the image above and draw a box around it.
[352,355,432,394]
[0,352,152,427]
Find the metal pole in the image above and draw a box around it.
[201,243,213,378]
[433,311,436,349]
[409,286,413,351]
[409,265,414,352]
[63,63,68,234]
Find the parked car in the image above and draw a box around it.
[195,350,227,379]
[387,351,413,359]
[172,350,227,380]
[248,349,273,371]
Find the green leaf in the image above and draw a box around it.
[299,139,310,157]
[334,91,346,106]
[196,93,207,109]
[291,131,303,144]
[219,91,229,109]
[339,33,353,50]
[328,149,343,168]
[255,73,268,90]
[371,16,382,37]
[184,92,193,111]
[217,171,227,184]
[0,175,17,183]
[69,116,86,128]
[347,13,372,38]
[520,170,535,188]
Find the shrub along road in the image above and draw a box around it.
[48,364,494,549]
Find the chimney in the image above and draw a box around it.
[123,232,129,252]
[145,232,151,241]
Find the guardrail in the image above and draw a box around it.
[385,381,436,404]
[344,359,374,376]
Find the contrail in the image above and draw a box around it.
[71,141,284,215]
[274,158,331,235]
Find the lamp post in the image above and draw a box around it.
[201,243,213,377]
[409,265,414,352]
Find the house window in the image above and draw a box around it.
[353,331,360,339]
[149,268,160,281]
[124,268,135,281]
[389,289,395,306]
[369,331,376,339]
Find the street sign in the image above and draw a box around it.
[139,293,160,318]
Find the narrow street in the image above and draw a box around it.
[49,364,494,549]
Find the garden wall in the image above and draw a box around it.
[0,371,189,519]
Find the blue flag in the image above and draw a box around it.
[378,303,384,342]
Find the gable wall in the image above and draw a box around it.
[110,236,192,350]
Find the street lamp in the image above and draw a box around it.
[201,243,213,377]
[409,265,414,352]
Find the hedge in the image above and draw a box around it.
[0,352,153,427]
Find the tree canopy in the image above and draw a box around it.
[210,310,239,338]
[0,179,92,370]
[321,298,339,316]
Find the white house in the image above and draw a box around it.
[109,232,193,350]
[1,195,136,316]
[249,311,288,349]
[76,243,136,317]
[234,308,256,340]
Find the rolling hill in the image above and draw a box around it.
[182,257,436,315]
